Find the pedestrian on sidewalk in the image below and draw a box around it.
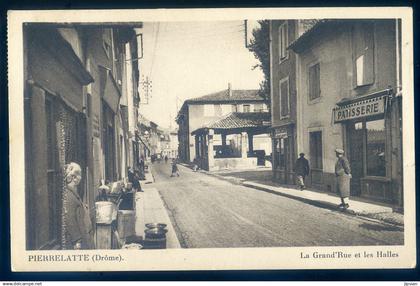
[128,167,143,192]
[334,148,352,210]
[294,153,310,190]
[170,158,180,177]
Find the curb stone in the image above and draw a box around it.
[203,171,404,228]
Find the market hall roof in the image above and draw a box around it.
[191,112,271,135]
[185,89,264,105]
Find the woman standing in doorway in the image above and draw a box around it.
[64,162,95,249]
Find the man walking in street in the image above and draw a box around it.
[170,158,180,177]
[335,148,352,210]
[294,153,310,190]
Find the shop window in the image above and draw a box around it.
[366,119,386,176]
[353,22,375,87]
[308,63,320,100]
[309,131,323,169]
[231,104,238,112]
[279,77,289,117]
[274,138,286,169]
[243,104,251,113]
[278,22,288,61]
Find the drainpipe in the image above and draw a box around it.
[395,19,401,96]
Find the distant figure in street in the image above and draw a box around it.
[139,156,145,172]
[165,155,168,164]
[170,158,180,177]
[335,148,352,210]
[294,153,310,190]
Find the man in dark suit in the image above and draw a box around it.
[294,153,310,190]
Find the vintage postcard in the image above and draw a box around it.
[8,7,415,271]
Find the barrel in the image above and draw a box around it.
[95,201,113,224]
[117,210,136,239]
[143,226,167,249]
[142,236,167,249]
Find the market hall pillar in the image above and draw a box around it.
[248,133,254,154]
[207,129,215,171]
[241,132,248,158]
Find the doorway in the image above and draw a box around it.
[347,122,364,196]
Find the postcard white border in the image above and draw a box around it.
[8,7,416,271]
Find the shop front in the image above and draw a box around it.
[333,89,403,207]
[24,25,94,249]
[272,124,295,184]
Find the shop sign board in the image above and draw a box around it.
[333,96,385,123]
[274,129,288,138]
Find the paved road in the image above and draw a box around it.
[150,162,403,248]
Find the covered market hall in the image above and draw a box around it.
[191,112,271,171]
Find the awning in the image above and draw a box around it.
[333,93,389,123]
[136,134,151,152]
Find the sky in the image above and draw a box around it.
[135,21,264,130]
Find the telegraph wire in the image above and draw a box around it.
[149,22,161,79]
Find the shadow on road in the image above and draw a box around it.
[358,222,401,232]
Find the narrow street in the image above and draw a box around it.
[150,163,403,248]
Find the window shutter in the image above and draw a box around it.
[278,23,288,60]
[353,22,375,87]
[280,79,289,116]
[278,26,283,59]
[309,63,320,100]
[363,23,375,85]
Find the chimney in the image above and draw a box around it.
[228,82,232,97]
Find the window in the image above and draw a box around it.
[243,104,251,113]
[279,78,289,117]
[86,93,92,118]
[103,102,116,181]
[278,22,288,61]
[366,119,386,176]
[309,131,323,169]
[231,104,238,112]
[102,30,112,59]
[214,104,223,116]
[308,63,321,100]
[353,22,375,87]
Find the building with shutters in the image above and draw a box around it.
[269,20,318,184]
[287,19,403,209]
[176,84,271,170]
[24,23,142,250]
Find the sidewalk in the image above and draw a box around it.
[139,166,155,185]
[135,187,181,248]
[205,169,404,227]
[135,164,181,249]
